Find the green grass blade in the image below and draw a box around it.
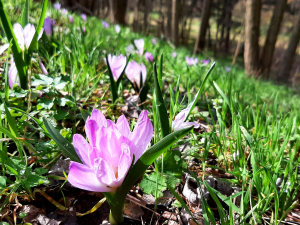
[4,41,12,104]
[27,0,48,61]
[43,117,82,163]
[153,62,169,137]
[21,0,29,27]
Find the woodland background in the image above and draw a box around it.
[45,0,300,85]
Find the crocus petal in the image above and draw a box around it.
[44,17,52,35]
[107,54,127,81]
[94,158,117,188]
[144,52,153,62]
[73,134,93,167]
[24,24,36,49]
[98,131,121,169]
[13,24,25,50]
[38,56,48,75]
[0,44,9,55]
[129,110,153,161]
[85,119,99,147]
[116,115,131,137]
[115,25,120,33]
[68,162,112,192]
[140,63,147,86]
[9,60,19,88]
[134,39,144,55]
[90,108,107,128]
[116,143,132,185]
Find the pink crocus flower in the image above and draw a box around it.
[53,2,61,10]
[68,109,153,192]
[81,14,87,21]
[185,56,198,66]
[171,52,177,58]
[82,27,86,33]
[102,21,110,28]
[144,52,153,62]
[152,38,157,45]
[201,59,210,66]
[13,23,44,51]
[134,39,144,55]
[172,102,199,131]
[125,61,147,88]
[107,54,127,81]
[69,15,74,23]
[115,25,121,33]
[44,17,55,35]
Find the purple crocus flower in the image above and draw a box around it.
[201,59,210,66]
[82,27,86,33]
[152,38,157,45]
[144,52,153,62]
[171,52,177,58]
[225,67,231,73]
[69,15,74,23]
[107,54,127,81]
[185,56,198,66]
[53,2,61,10]
[134,39,144,55]
[68,109,153,192]
[172,102,199,131]
[81,14,87,21]
[102,21,110,28]
[44,17,55,35]
[38,56,49,75]
[125,61,147,88]
[115,25,121,33]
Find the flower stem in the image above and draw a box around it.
[109,203,124,225]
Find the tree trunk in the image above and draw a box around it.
[197,0,213,51]
[133,0,140,31]
[171,0,180,45]
[108,0,128,25]
[259,0,287,78]
[244,0,261,76]
[167,0,172,39]
[277,13,300,81]
[143,0,151,34]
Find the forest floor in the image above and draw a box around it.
[1,1,300,225]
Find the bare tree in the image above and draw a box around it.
[244,0,261,75]
[277,13,300,81]
[143,0,151,33]
[259,0,287,78]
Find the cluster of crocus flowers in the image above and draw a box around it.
[125,61,147,89]
[0,23,46,88]
[134,39,144,56]
[185,56,198,66]
[44,17,55,36]
[107,54,127,81]
[144,52,153,62]
[68,109,153,192]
